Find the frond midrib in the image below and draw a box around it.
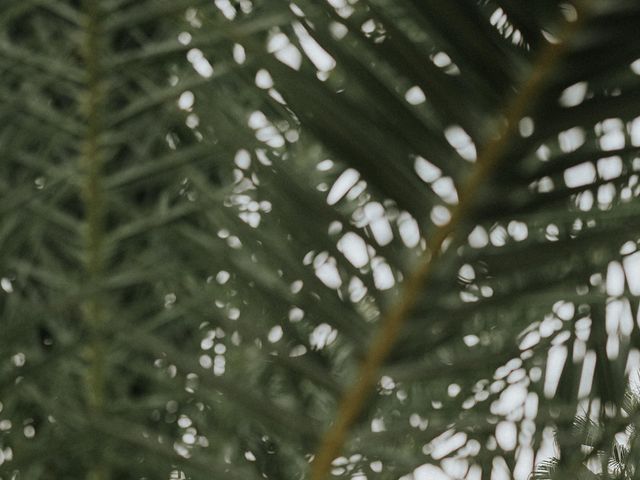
[79,1,108,478]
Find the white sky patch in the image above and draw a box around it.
[458,264,475,282]
[254,125,276,141]
[328,221,342,236]
[293,22,336,72]
[597,183,615,207]
[370,218,393,245]
[600,118,624,132]
[558,127,585,152]
[496,421,517,451]
[597,156,623,180]
[491,457,511,480]
[491,225,508,246]
[361,19,376,34]
[559,81,587,107]
[607,261,625,296]
[233,43,246,64]
[346,179,366,201]
[608,299,634,336]
[268,325,283,343]
[445,127,469,148]
[256,127,285,148]
[620,240,636,255]
[363,201,383,221]
[564,162,596,188]
[178,32,192,45]
[519,117,534,137]
[234,149,251,169]
[468,225,489,248]
[269,88,287,105]
[578,350,596,398]
[216,270,230,284]
[364,202,393,245]
[214,0,236,19]
[414,156,442,183]
[185,113,199,129]
[178,90,194,110]
[626,349,640,377]
[329,21,348,40]
[398,212,420,248]
[255,69,274,89]
[577,190,594,210]
[445,125,477,161]
[1,278,13,293]
[267,32,289,52]
[275,44,302,70]
[315,261,342,289]
[432,176,459,204]
[289,345,307,357]
[623,251,640,295]
[536,144,551,161]
[289,307,304,322]
[508,220,528,241]
[335,4,354,18]
[327,168,360,205]
[431,432,467,460]
[348,276,367,302]
[199,354,212,369]
[464,334,479,347]
[309,323,337,349]
[248,111,268,129]
[431,205,451,226]
[317,159,334,171]
[535,427,558,473]
[619,305,635,338]
[630,116,640,146]
[600,123,626,151]
[405,86,426,105]
[371,417,385,432]
[467,465,482,480]
[289,2,304,17]
[490,7,506,26]
[313,251,329,269]
[414,464,449,480]
[441,459,467,479]
[372,258,394,290]
[187,48,214,78]
[338,232,369,268]
[492,383,527,416]
[553,300,575,320]
[544,345,567,398]
[255,148,271,166]
[432,51,452,68]
[327,0,347,9]
[525,392,538,419]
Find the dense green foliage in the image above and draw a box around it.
[3,0,640,479]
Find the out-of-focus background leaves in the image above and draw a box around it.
[3,1,640,479]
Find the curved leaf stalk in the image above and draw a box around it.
[310,6,587,479]
[80,1,108,479]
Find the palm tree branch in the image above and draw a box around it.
[310,6,586,479]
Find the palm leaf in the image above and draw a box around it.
[3,1,640,479]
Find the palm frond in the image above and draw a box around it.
[3,0,640,479]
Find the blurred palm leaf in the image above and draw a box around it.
[532,383,640,479]
[3,1,640,479]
